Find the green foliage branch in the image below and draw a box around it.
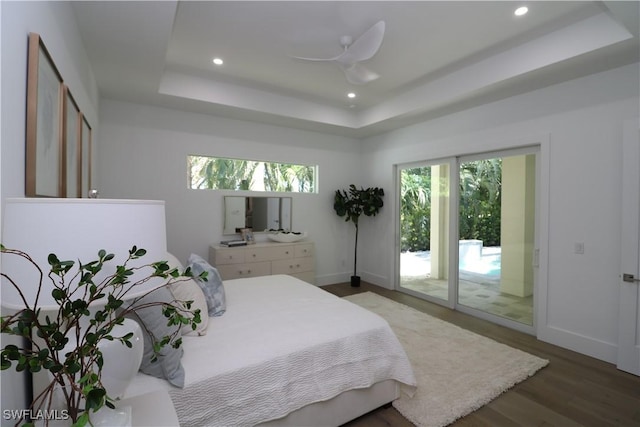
[0,245,205,427]
[333,185,384,277]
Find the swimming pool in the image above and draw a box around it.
[400,248,501,277]
[459,252,501,277]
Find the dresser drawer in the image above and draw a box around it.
[245,246,271,262]
[271,257,314,275]
[217,261,271,280]
[269,245,295,260]
[294,243,314,258]
[211,247,246,265]
[245,245,294,262]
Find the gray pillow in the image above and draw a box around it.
[124,286,185,387]
[187,253,227,317]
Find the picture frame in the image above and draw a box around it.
[241,228,255,244]
[26,33,64,197]
[62,86,81,198]
[80,114,92,197]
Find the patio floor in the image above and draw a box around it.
[399,250,533,325]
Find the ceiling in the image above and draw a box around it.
[71,1,640,138]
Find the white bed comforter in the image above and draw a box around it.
[126,275,416,426]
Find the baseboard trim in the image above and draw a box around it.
[315,271,392,289]
[538,324,617,364]
[361,271,392,289]
[316,272,350,287]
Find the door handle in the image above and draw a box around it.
[623,273,640,283]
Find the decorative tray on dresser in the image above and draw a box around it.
[209,241,315,284]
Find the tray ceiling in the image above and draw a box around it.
[72,1,639,137]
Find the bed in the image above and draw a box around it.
[124,274,417,426]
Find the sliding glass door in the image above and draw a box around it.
[457,152,536,326]
[398,161,452,304]
[397,148,538,330]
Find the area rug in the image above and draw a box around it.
[344,292,549,427]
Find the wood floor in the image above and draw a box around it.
[321,281,640,427]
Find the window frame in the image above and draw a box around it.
[187,155,318,194]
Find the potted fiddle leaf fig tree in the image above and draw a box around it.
[0,245,204,427]
[333,185,384,287]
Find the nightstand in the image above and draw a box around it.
[32,390,178,427]
[117,390,179,426]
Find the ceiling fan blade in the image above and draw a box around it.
[341,20,385,63]
[291,53,341,62]
[341,63,380,85]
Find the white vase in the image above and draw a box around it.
[99,318,144,399]
[45,318,143,426]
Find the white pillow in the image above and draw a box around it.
[164,253,209,336]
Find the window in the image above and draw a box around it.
[188,155,317,193]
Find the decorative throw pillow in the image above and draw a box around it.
[187,253,227,317]
[164,253,209,336]
[123,286,185,388]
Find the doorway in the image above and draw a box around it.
[618,118,640,375]
[397,147,539,331]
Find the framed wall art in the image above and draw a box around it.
[80,115,92,197]
[25,32,64,197]
[63,86,81,198]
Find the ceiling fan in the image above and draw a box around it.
[292,20,385,85]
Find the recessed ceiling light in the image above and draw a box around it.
[514,6,528,16]
[212,57,224,66]
[347,92,356,99]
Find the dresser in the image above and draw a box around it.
[209,241,315,284]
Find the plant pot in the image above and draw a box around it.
[350,276,361,287]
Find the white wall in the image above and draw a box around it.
[1,1,99,200]
[97,99,363,285]
[0,1,99,423]
[359,63,640,363]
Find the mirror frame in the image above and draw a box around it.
[223,196,292,235]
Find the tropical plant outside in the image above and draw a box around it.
[458,159,502,247]
[400,159,502,252]
[400,168,432,252]
[188,156,316,193]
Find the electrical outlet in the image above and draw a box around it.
[574,242,585,254]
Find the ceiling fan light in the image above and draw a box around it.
[514,6,528,16]
[212,57,224,66]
